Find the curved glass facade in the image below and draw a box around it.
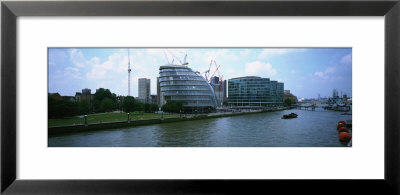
[159,65,217,112]
[228,76,284,106]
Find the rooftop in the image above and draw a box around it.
[229,76,262,80]
[159,64,190,70]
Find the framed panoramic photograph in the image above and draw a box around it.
[2,0,400,194]
[48,47,353,147]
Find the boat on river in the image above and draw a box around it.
[282,113,298,119]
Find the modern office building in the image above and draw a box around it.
[156,77,161,106]
[159,65,217,113]
[209,76,227,107]
[138,78,151,103]
[228,76,284,106]
[150,94,157,105]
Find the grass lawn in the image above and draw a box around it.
[48,112,180,127]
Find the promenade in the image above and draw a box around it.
[48,107,287,136]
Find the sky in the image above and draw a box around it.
[48,48,352,99]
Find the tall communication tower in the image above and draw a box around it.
[128,49,132,96]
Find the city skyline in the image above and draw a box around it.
[48,48,352,99]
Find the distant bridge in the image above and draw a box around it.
[296,104,317,111]
[295,104,351,112]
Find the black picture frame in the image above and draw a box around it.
[1,0,399,194]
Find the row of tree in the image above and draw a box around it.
[121,96,159,113]
[49,88,190,118]
[48,95,83,118]
[48,88,161,118]
[161,101,184,113]
[92,88,118,113]
[284,98,295,106]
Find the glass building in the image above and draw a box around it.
[228,76,284,106]
[209,76,227,107]
[159,65,217,113]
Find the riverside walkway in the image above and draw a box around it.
[48,107,287,136]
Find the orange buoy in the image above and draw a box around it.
[338,127,349,133]
[337,123,345,129]
[338,120,347,125]
[339,132,351,142]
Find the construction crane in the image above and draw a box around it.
[127,48,132,96]
[163,50,171,64]
[203,60,222,83]
[209,64,221,81]
[202,60,213,82]
[165,50,189,65]
[203,60,225,106]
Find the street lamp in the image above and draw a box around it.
[84,115,88,127]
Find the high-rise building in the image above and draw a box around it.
[138,78,151,103]
[332,89,339,99]
[157,77,161,106]
[159,65,217,113]
[223,80,227,103]
[209,76,226,107]
[228,76,284,106]
[151,94,157,105]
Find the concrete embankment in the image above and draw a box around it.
[48,108,286,136]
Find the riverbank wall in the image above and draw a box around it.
[48,108,287,136]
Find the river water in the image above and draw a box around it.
[48,109,352,147]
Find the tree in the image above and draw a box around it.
[48,95,80,118]
[284,98,293,106]
[100,98,113,112]
[161,101,183,113]
[134,101,144,112]
[150,104,159,112]
[122,96,135,113]
[79,101,90,115]
[144,103,158,113]
[144,103,150,113]
[93,88,116,112]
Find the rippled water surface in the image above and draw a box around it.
[48,109,351,147]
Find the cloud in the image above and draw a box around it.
[69,49,86,67]
[87,53,124,79]
[146,48,188,64]
[204,49,239,64]
[324,66,336,74]
[146,49,164,56]
[257,48,307,59]
[85,50,160,96]
[257,49,291,59]
[64,66,81,79]
[245,61,277,76]
[314,72,324,77]
[49,49,67,67]
[329,76,344,82]
[314,66,337,79]
[341,54,352,65]
[258,49,290,59]
[86,68,107,79]
[90,56,100,64]
[240,49,251,57]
